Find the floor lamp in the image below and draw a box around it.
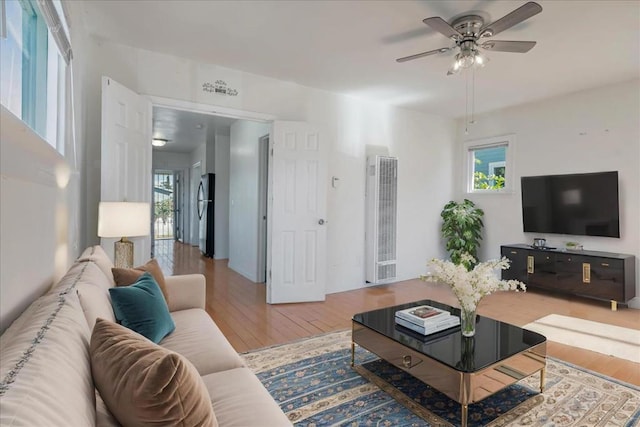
[98,202,151,268]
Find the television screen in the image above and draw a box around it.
[521,171,620,238]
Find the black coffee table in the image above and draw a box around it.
[352,300,546,427]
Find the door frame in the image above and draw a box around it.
[144,96,327,302]
[147,95,275,122]
[151,168,187,243]
[147,95,277,274]
[256,134,270,283]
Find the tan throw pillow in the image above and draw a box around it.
[90,318,217,427]
[112,258,169,303]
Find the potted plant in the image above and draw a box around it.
[440,199,484,270]
[427,199,524,337]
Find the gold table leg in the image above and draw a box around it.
[611,300,618,311]
[461,404,468,427]
[540,366,546,392]
[351,341,355,367]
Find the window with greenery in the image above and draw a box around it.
[1,0,70,153]
[472,145,506,189]
[464,135,514,193]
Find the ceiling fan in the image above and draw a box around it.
[396,2,542,75]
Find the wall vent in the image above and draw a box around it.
[365,155,398,284]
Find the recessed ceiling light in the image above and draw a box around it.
[152,138,168,147]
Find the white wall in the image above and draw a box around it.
[188,143,206,246]
[71,36,457,294]
[206,126,216,175]
[0,10,91,332]
[190,161,202,246]
[214,133,230,259]
[454,79,640,307]
[153,150,192,169]
[0,106,81,332]
[190,143,206,175]
[228,121,270,280]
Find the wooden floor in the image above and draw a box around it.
[157,241,640,386]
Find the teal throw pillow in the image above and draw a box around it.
[109,272,175,343]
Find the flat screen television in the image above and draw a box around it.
[521,171,620,238]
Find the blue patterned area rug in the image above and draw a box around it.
[242,330,640,426]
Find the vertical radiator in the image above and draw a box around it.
[365,155,398,284]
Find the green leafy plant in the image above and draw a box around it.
[155,198,173,225]
[473,158,505,190]
[440,199,484,270]
[473,171,505,189]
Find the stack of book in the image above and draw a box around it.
[395,305,460,335]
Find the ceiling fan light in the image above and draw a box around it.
[459,53,475,69]
[448,56,463,75]
[474,51,489,67]
[152,138,168,147]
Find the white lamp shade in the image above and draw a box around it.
[98,202,151,238]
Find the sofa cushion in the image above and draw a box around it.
[0,264,96,426]
[160,308,245,375]
[78,245,115,283]
[112,258,169,303]
[96,390,120,427]
[202,368,291,427]
[76,261,116,330]
[90,319,217,427]
[164,274,206,311]
[109,273,175,343]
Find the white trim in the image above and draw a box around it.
[256,134,269,283]
[36,0,72,63]
[463,134,515,194]
[1,0,7,39]
[145,95,276,122]
[488,160,506,176]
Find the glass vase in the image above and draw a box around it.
[460,307,477,337]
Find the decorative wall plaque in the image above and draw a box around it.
[202,80,238,96]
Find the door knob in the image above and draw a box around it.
[318,219,325,225]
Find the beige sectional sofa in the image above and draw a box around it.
[0,246,291,426]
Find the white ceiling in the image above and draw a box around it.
[80,0,640,121]
[152,107,236,153]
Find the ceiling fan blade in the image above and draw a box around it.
[480,40,537,53]
[480,2,542,38]
[396,47,452,63]
[423,17,461,40]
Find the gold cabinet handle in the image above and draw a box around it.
[527,256,534,274]
[402,355,412,368]
[583,263,591,283]
[510,251,517,254]
[601,262,609,267]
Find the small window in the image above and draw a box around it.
[1,0,26,118]
[464,135,514,193]
[1,0,69,154]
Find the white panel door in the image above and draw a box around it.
[267,121,327,303]
[100,76,152,266]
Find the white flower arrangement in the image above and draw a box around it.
[421,253,526,312]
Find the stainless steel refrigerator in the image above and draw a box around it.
[197,173,215,257]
